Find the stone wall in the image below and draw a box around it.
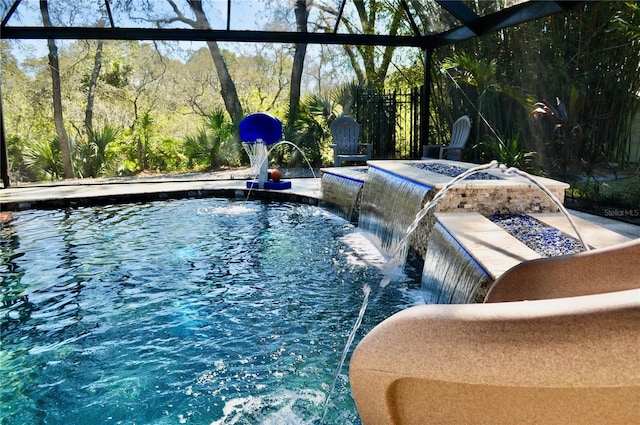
[430,186,567,215]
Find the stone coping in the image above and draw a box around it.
[435,211,634,281]
[435,212,541,280]
[0,178,322,211]
[367,159,570,192]
[320,166,368,183]
[530,212,633,249]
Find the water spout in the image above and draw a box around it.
[267,140,318,179]
[243,139,318,194]
[321,283,371,423]
[243,139,269,188]
[501,166,591,252]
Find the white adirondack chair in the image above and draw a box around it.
[330,116,372,167]
[422,115,471,161]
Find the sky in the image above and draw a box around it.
[2,0,273,62]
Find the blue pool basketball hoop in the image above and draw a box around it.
[239,113,282,146]
[240,113,291,190]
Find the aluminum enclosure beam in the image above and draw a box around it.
[1,26,426,48]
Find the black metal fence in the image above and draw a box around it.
[353,86,424,160]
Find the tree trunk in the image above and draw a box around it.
[40,0,75,179]
[204,40,243,125]
[85,40,104,136]
[0,83,9,187]
[187,1,243,125]
[288,0,309,128]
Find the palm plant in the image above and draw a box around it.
[284,92,340,166]
[184,109,237,169]
[183,128,211,169]
[77,124,120,177]
[91,125,120,175]
[205,110,237,168]
[135,111,154,171]
[476,134,537,173]
[442,52,497,146]
[23,138,63,181]
[530,87,613,179]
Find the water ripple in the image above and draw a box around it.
[1,198,419,424]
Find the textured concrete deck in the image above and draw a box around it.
[0,174,322,211]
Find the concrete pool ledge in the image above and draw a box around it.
[436,210,635,281]
[435,212,541,280]
[367,159,570,215]
[0,177,323,210]
[530,211,639,245]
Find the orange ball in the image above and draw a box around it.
[270,169,282,182]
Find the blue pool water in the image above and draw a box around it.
[0,198,420,424]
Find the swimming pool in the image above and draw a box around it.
[0,198,420,424]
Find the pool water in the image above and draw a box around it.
[0,198,420,424]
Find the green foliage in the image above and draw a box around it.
[443,52,496,93]
[597,175,640,209]
[441,51,528,159]
[76,124,121,177]
[23,138,63,181]
[105,133,139,176]
[184,109,238,169]
[424,1,639,171]
[284,92,339,167]
[145,137,187,172]
[332,82,359,116]
[476,134,537,173]
[102,59,132,88]
[610,1,640,41]
[134,111,155,171]
[568,175,640,210]
[5,135,38,182]
[183,128,212,169]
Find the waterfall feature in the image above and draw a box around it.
[321,160,576,304]
[422,223,492,303]
[358,167,431,263]
[320,172,364,222]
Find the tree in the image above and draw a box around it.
[40,0,75,178]
[288,0,309,128]
[162,0,244,125]
[84,37,104,136]
[317,0,403,88]
[442,52,498,148]
[230,48,290,113]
